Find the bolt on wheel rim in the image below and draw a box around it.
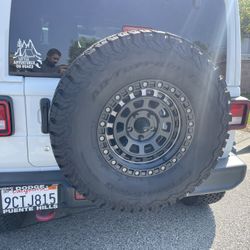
[97,80,195,177]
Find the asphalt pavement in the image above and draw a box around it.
[0,131,249,250]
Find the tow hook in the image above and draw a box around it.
[35,210,56,222]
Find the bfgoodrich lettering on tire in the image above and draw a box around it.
[50,30,230,210]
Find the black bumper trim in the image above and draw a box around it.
[0,170,69,187]
[0,154,247,201]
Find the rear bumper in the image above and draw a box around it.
[0,170,93,212]
[0,153,247,209]
[190,153,247,196]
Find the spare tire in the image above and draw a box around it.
[50,30,230,210]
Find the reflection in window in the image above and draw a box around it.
[69,37,97,64]
[40,19,49,45]
[9,0,227,78]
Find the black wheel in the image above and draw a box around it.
[0,213,26,232]
[50,30,230,210]
[181,192,225,206]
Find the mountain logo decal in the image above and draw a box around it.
[13,39,42,69]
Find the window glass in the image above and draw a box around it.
[9,0,227,77]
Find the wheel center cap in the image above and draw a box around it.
[127,110,157,141]
[134,117,150,134]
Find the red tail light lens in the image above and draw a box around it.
[229,100,250,130]
[0,97,13,136]
[122,25,152,32]
[74,190,86,200]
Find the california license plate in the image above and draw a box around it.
[1,184,58,214]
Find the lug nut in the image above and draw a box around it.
[157,82,163,88]
[180,97,185,102]
[134,171,140,176]
[103,149,109,155]
[127,127,133,132]
[100,121,106,127]
[143,82,148,87]
[122,167,127,173]
[115,95,121,100]
[99,136,105,141]
[128,86,133,91]
[148,170,153,175]
[161,166,166,171]
[138,135,144,141]
[111,160,117,165]
[187,135,192,140]
[170,88,175,93]
[105,107,111,113]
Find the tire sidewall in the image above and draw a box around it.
[60,48,224,203]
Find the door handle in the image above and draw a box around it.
[40,98,51,134]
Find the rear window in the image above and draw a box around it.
[9,0,227,78]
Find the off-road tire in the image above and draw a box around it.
[0,213,26,232]
[50,30,230,211]
[181,192,225,206]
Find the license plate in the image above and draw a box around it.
[1,184,58,214]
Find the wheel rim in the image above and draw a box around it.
[97,80,195,177]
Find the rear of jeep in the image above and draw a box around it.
[0,0,249,232]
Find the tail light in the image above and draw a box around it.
[122,25,152,32]
[0,96,14,136]
[74,190,86,200]
[229,100,250,130]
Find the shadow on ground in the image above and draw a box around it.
[0,203,216,250]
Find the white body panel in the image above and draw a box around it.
[0,0,242,170]
[25,77,59,166]
[223,0,242,157]
[225,0,241,90]
[0,0,30,169]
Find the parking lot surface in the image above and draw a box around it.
[0,131,249,250]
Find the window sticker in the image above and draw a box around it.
[13,39,42,70]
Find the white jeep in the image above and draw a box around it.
[0,0,249,232]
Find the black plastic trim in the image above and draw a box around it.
[0,170,67,187]
[0,155,246,207]
[40,98,51,134]
[0,163,246,196]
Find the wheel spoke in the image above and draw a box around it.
[139,144,145,155]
